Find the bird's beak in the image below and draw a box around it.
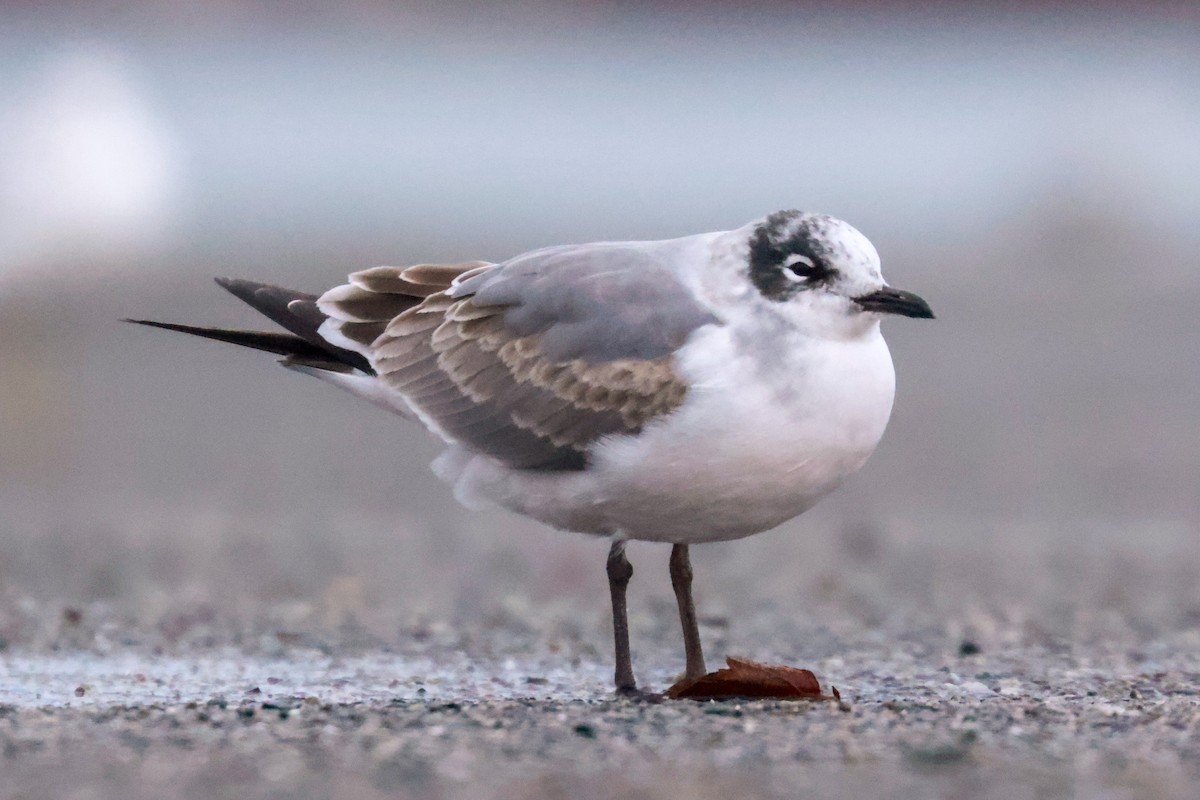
[853,287,934,319]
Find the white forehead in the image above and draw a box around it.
[806,215,882,281]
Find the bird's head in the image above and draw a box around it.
[742,210,933,336]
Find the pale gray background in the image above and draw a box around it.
[0,2,1198,798]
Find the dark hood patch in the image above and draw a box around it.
[748,210,838,302]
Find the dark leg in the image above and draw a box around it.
[606,540,637,693]
[670,543,707,679]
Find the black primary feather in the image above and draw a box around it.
[124,277,374,374]
[123,318,354,368]
[213,278,326,349]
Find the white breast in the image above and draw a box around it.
[571,320,897,542]
[437,317,896,543]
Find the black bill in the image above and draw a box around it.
[853,287,934,319]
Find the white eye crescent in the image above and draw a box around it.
[782,253,816,282]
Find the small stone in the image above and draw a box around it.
[958,640,981,656]
[704,706,743,717]
[904,734,974,767]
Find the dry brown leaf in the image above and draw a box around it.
[665,657,838,701]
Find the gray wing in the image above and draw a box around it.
[317,244,720,470]
[451,243,718,362]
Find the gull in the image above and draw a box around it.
[128,209,933,695]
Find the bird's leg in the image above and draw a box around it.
[606,539,638,693]
[670,543,707,679]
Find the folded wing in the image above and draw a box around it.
[318,246,719,471]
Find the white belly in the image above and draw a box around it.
[450,322,897,544]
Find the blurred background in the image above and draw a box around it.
[0,1,1197,653]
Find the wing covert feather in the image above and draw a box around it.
[316,244,719,469]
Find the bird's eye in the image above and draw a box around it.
[781,253,821,282]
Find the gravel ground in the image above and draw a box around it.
[2,499,1199,799]
[4,596,1200,799]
